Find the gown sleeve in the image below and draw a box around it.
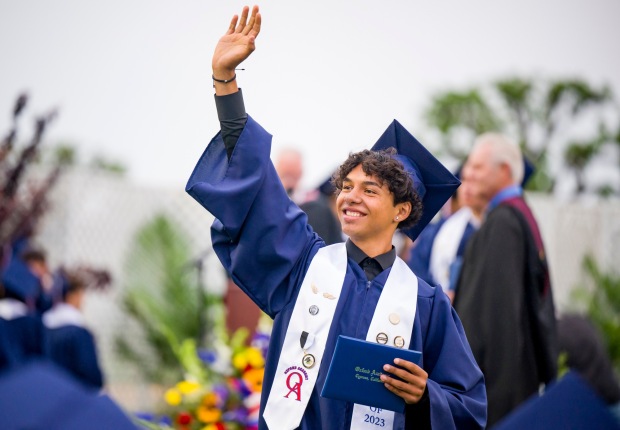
[407,285,487,429]
[185,116,320,318]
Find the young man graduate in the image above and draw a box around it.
[186,6,486,429]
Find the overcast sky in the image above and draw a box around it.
[1,0,619,191]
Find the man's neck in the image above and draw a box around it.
[488,184,522,212]
[349,237,393,258]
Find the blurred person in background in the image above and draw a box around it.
[274,147,305,203]
[21,246,55,313]
[407,168,483,302]
[299,173,344,246]
[453,133,557,426]
[43,268,106,389]
[557,313,620,424]
[0,249,48,369]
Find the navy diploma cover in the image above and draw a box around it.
[321,335,422,413]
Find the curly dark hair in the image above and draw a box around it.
[332,148,423,230]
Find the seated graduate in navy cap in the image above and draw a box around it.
[20,246,56,314]
[186,6,486,430]
[43,268,104,389]
[0,252,48,370]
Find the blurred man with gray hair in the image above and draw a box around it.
[454,133,558,426]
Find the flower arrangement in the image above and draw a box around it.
[137,329,270,430]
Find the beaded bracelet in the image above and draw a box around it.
[212,73,236,84]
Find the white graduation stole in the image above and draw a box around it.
[0,299,29,320]
[429,206,473,290]
[42,303,86,329]
[263,243,418,430]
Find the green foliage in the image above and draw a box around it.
[425,90,501,159]
[573,255,620,374]
[495,78,533,148]
[545,80,610,118]
[424,76,618,195]
[53,144,76,166]
[115,214,210,384]
[90,155,127,175]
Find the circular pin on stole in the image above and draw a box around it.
[389,313,400,325]
[302,353,316,368]
[309,305,319,316]
[393,336,405,348]
[376,332,388,345]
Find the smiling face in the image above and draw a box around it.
[336,164,410,253]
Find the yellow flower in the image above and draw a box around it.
[232,352,248,371]
[197,405,221,423]
[246,347,265,368]
[243,367,265,393]
[164,388,182,406]
[233,346,265,371]
[176,380,202,395]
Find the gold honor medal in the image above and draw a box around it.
[300,331,316,368]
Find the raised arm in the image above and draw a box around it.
[212,5,261,96]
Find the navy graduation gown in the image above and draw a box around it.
[46,325,103,389]
[0,313,47,372]
[186,116,486,429]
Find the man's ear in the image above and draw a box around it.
[396,201,412,221]
[499,162,513,181]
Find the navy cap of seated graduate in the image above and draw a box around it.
[1,256,41,304]
[371,120,461,242]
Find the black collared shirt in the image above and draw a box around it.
[345,239,396,281]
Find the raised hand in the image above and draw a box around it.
[212,5,261,83]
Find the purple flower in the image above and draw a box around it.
[222,407,248,423]
[198,348,218,365]
[250,332,270,359]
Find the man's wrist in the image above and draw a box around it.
[212,69,239,96]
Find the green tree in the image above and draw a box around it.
[115,214,215,384]
[425,77,617,195]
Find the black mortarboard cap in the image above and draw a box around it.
[371,120,460,241]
